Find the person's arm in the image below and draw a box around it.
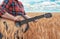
[18,1,26,15]
[1,12,22,21]
[1,12,16,21]
[0,5,16,21]
[17,1,37,22]
[0,7,20,21]
[18,1,31,18]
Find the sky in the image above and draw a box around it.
[0,0,60,12]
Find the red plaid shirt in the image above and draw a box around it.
[0,0,26,16]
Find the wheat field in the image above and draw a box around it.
[0,12,60,39]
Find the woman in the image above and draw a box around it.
[0,0,37,33]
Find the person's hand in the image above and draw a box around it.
[14,16,21,21]
[24,15,31,19]
[25,16,38,22]
[26,16,38,22]
[24,15,38,22]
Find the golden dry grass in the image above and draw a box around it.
[0,12,60,39]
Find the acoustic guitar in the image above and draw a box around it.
[0,13,52,39]
[0,13,52,33]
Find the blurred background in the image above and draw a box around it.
[0,0,60,12]
[0,0,60,39]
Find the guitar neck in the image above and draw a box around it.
[20,15,44,25]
